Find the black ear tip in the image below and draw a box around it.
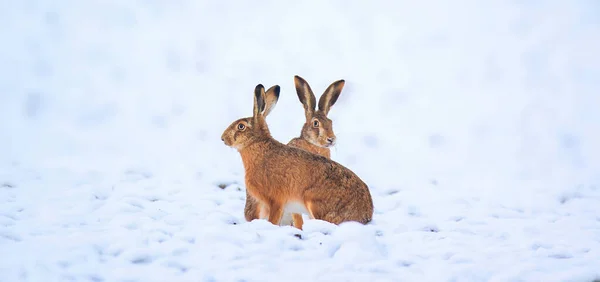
[254,84,265,98]
[294,75,307,84]
[273,85,280,96]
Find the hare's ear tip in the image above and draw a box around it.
[294,75,306,83]
[254,84,265,94]
[273,85,281,94]
[335,79,346,88]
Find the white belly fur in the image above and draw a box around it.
[279,201,310,226]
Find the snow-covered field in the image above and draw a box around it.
[1,1,600,281]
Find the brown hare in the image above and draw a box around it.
[244,76,346,229]
[287,75,345,159]
[221,84,373,230]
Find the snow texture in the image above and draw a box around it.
[1,0,600,281]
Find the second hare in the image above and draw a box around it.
[287,75,345,159]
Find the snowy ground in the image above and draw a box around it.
[1,1,600,281]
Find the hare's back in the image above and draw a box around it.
[269,142,330,164]
[266,142,369,191]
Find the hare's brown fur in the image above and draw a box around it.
[288,137,331,159]
[245,76,346,229]
[224,84,373,229]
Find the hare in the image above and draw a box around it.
[222,84,373,230]
[287,75,345,159]
[244,75,346,229]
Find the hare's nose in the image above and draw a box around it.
[326,137,336,144]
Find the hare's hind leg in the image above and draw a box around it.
[305,198,345,225]
[292,213,304,230]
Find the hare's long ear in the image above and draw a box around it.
[318,79,345,116]
[294,75,316,121]
[253,84,266,120]
[263,85,281,117]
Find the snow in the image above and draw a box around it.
[1,0,600,281]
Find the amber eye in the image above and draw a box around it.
[312,120,319,128]
[237,123,246,130]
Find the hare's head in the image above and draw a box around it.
[294,75,345,148]
[221,84,280,151]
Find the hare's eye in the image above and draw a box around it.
[237,123,246,130]
[312,120,319,127]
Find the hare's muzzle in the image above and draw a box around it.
[326,137,336,146]
[220,132,228,145]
